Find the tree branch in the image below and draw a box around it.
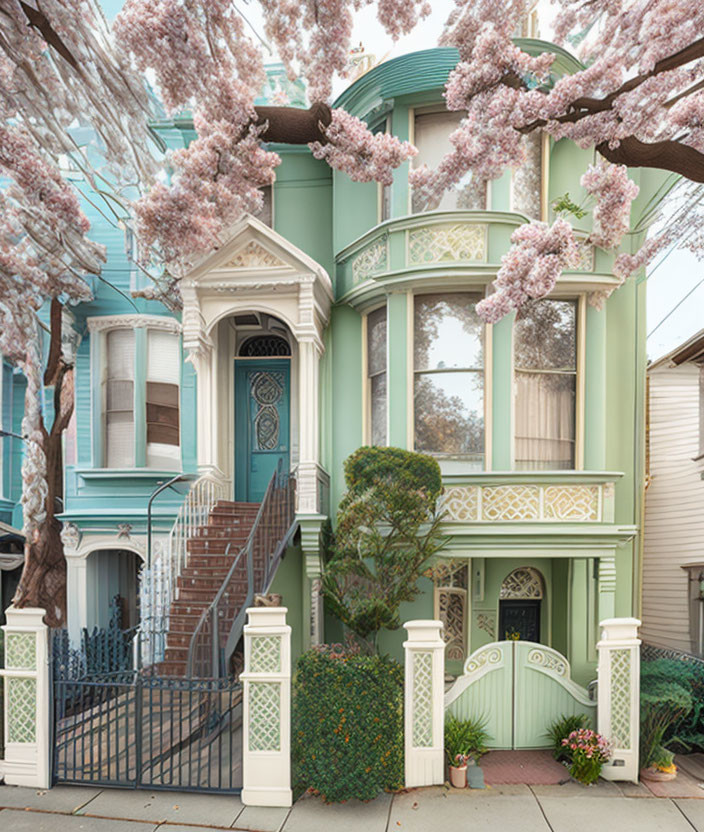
[596,135,704,183]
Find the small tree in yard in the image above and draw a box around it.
[322,447,446,652]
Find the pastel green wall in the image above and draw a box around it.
[268,543,305,665]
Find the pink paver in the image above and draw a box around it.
[481,750,571,786]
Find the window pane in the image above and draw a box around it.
[370,372,387,447]
[412,111,485,212]
[515,300,577,371]
[515,372,575,470]
[414,372,484,456]
[106,411,135,468]
[106,379,134,411]
[106,329,134,379]
[414,293,483,371]
[147,330,180,383]
[367,307,387,377]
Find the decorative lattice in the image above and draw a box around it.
[248,682,281,751]
[7,677,36,743]
[436,588,466,662]
[250,635,281,674]
[225,241,285,269]
[572,239,594,271]
[408,223,486,265]
[5,632,36,670]
[352,237,388,283]
[475,613,496,638]
[482,485,540,521]
[427,559,467,589]
[609,649,632,750]
[412,651,434,747]
[544,486,599,521]
[527,648,567,677]
[439,486,479,522]
[465,646,502,676]
[500,567,544,599]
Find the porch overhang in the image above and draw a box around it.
[439,523,638,554]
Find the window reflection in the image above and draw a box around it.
[413,293,484,461]
[367,306,387,446]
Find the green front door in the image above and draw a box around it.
[235,359,290,503]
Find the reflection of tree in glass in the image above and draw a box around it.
[515,299,576,371]
[414,376,484,455]
[414,293,484,371]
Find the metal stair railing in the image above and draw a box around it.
[139,472,229,668]
[186,464,297,678]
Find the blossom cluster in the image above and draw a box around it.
[581,163,640,251]
[310,109,416,186]
[476,219,579,323]
[562,728,611,763]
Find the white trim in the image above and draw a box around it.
[87,314,181,334]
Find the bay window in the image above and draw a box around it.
[413,293,485,463]
[514,299,577,470]
[98,320,181,470]
[367,306,387,446]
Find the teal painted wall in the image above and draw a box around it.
[268,543,305,666]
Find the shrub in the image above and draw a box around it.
[641,659,704,752]
[343,445,442,504]
[547,713,591,761]
[562,728,611,785]
[444,715,490,767]
[640,672,693,769]
[323,447,446,649]
[292,645,404,802]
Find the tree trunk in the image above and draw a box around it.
[12,301,72,628]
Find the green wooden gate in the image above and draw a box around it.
[444,641,596,749]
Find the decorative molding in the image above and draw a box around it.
[439,486,479,522]
[223,241,288,270]
[500,567,544,600]
[87,314,181,334]
[439,482,608,523]
[352,235,388,283]
[117,523,133,539]
[475,612,496,639]
[408,223,487,265]
[483,485,540,521]
[60,522,82,551]
[527,647,567,677]
[464,646,503,676]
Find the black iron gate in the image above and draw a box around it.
[52,608,242,793]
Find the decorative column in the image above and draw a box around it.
[597,617,641,784]
[241,607,292,807]
[387,292,410,448]
[296,337,322,515]
[403,620,445,788]
[1,607,50,788]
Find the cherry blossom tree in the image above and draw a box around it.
[3,0,704,621]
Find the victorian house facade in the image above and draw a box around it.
[1,42,661,685]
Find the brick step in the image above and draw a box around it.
[168,614,207,633]
[192,526,253,540]
[177,585,248,603]
[177,572,251,590]
[187,540,254,555]
[214,501,260,511]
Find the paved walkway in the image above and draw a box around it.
[3,779,704,831]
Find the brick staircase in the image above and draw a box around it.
[155,500,261,676]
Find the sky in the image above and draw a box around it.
[97,0,703,362]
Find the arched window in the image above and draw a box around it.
[500,567,544,600]
[239,335,291,357]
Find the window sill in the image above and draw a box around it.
[75,468,188,480]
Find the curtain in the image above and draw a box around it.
[515,372,575,469]
[105,329,135,468]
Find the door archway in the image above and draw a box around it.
[499,567,545,642]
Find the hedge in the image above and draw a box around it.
[292,645,404,802]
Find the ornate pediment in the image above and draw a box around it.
[222,241,288,270]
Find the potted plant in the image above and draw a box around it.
[640,746,678,782]
[445,715,490,788]
[561,728,611,785]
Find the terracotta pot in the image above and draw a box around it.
[640,766,677,782]
[449,765,467,788]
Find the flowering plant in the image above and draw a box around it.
[562,728,611,785]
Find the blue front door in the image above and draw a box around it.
[235,359,290,502]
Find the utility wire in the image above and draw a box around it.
[647,272,704,339]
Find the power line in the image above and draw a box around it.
[647,272,704,339]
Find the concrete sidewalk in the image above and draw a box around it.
[2,780,704,831]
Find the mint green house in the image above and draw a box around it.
[1,44,660,700]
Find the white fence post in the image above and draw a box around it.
[597,617,641,784]
[1,607,50,788]
[241,607,292,807]
[403,619,445,788]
